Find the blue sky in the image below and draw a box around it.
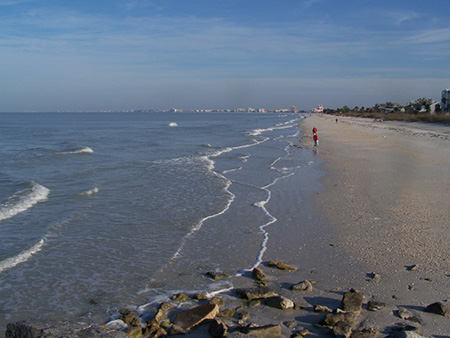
[1,0,449,111]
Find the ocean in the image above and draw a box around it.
[0,111,308,330]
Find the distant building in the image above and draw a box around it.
[442,89,450,113]
[312,105,324,113]
[290,106,297,113]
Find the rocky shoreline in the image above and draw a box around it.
[6,261,450,337]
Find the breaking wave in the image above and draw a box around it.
[0,238,45,274]
[58,147,94,155]
[0,182,50,222]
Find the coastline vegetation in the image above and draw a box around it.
[323,98,450,124]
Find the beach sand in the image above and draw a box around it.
[289,114,450,336]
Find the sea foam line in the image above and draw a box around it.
[0,238,46,274]
[58,147,94,155]
[0,183,50,222]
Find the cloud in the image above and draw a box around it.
[384,10,421,25]
[0,0,32,6]
[403,28,450,44]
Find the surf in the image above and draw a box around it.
[0,182,50,222]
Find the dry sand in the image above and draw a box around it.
[296,114,450,336]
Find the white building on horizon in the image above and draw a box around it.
[312,105,324,113]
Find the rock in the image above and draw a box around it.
[206,271,229,280]
[367,300,386,311]
[248,299,261,308]
[398,308,414,320]
[283,320,297,329]
[209,296,224,306]
[238,324,282,338]
[319,312,355,328]
[235,310,251,323]
[228,332,250,338]
[291,280,313,292]
[424,302,450,316]
[333,320,352,338]
[142,319,167,338]
[167,324,186,335]
[406,264,419,271]
[171,292,190,302]
[119,308,140,327]
[236,287,278,300]
[193,293,209,300]
[173,303,219,330]
[218,308,235,317]
[124,325,143,338]
[350,329,377,338]
[268,260,297,271]
[208,319,228,338]
[252,267,266,281]
[314,305,332,312]
[397,308,422,324]
[367,272,381,280]
[291,329,310,337]
[341,289,365,313]
[5,320,130,338]
[265,296,295,310]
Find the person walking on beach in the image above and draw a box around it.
[313,132,319,147]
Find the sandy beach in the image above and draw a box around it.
[293,114,450,336]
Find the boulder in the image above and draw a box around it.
[5,320,129,338]
[291,280,313,292]
[424,302,450,317]
[268,260,297,271]
[341,289,365,313]
[173,303,219,330]
[265,296,295,310]
[119,308,140,327]
[236,287,278,300]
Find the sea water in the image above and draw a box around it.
[0,112,306,329]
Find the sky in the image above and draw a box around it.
[1,0,450,112]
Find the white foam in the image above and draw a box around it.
[59,147,94,155]
[0,238,45,273]
[0,183,50,222]
[78,187,99,196]
[168,122,178,127]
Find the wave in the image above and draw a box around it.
[58,147,94,155]
[78,187,99,196]
[0,238,45,274]
[168,122,178,127]
[0,182,50,222]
